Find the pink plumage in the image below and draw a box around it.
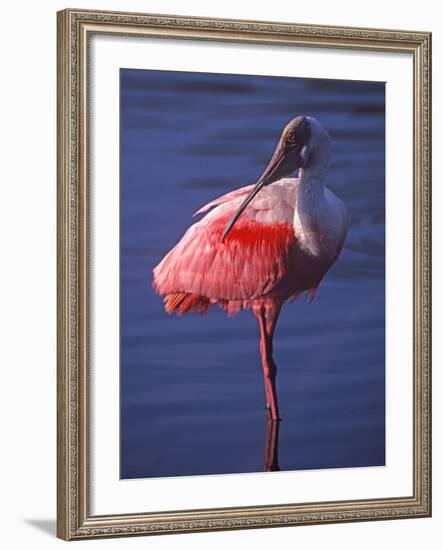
[153,211,295,316]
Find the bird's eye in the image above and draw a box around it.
[287,131,297,143]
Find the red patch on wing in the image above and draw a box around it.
[217,215,294,249]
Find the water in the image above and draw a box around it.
[120,68,385,479]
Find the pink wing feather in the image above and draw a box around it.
[192,184,254,216]
[152,186,297,315]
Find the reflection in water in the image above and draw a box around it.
[264,418,280,472]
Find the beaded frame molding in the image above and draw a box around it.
[57,8,431,540]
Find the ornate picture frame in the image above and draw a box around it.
[57,8,431,540]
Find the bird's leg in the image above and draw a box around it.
[265,304,281,414]
[266,303,282,356]
[258,308,280,421]
[258,320,273,412]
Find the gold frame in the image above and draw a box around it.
[57,8,432,540]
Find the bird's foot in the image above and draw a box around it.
[265,405,281,421]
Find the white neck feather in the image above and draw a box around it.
[299,117,332,190]
[292,120,342,259]
[296,122,331,211]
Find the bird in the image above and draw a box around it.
[152,116,348,421]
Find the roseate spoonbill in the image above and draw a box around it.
[153,116,348,421]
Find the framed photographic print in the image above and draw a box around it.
[57,8,431,540]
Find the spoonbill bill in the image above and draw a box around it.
[153,116,348,420]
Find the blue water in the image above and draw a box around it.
[120,68,385,479]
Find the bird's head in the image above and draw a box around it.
[221,116,330,242]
